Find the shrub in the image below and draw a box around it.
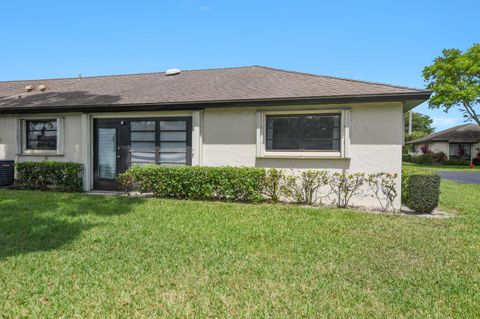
[118,165,266,202]
[262,169,284,203]
[366,173,398,212]
[443,159,470,166]
[401,168,414,204]
[420,144,430,154]
[402,154,412,162]
[432,151,447,164]
[403,173,441,214]
[281,170,330,205]
[472,158,480,166]
[328,172,365,208]
[410,154,435,165]
[16,161,83,192]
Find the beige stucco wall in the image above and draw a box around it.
[0,114,83,163]
[202,102,404,209]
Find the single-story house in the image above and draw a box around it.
[408,123,480,161]
[0,66,430,208]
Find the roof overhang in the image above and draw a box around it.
[0,91,432,114]
[403,96,431,112]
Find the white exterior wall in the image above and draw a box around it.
[202,102,404,209]
[0,101,404,209]
[410,142,449,156]
[0,113,83,163]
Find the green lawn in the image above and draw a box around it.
[403,161,480,172]
[1,181,479,317]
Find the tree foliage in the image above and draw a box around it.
[404,112,435,141]
[423,43,480,125]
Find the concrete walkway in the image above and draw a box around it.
[437,171,480,184]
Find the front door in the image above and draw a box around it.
[93,117,192,190]
[93,119,130,190]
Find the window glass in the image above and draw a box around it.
[131,132,155,141]
[130,142,156,152]
[159,142,186,152]
[98,128,116,179]
[159,120,188,166]
[266,114,341,151]
[160,121,187,131]
[160,132,186,142]
[159,152,187,164]
[25,119,57,150]
[128,119,190,167]
[131,152,156,163]
[130,121,155,131]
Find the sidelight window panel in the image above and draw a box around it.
[159,152,187,163]
[130,132,156,141]
[128,118,191,167]
[159,132,186,142]
[130,142,156,152]
[98,128,117,179]
[131,152,156,163]
[160,120,187,131]
[159,142,187,152]
[130,121,155,131]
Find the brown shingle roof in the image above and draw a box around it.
[408,124,480,144]
[0,66,430,112]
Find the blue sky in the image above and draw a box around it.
[0,0,478,131]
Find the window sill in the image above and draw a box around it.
[17,151,64,157]
[257,153,349,160]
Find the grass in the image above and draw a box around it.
[403,161,480,172]
[0,183,479,317]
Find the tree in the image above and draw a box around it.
[404,112,435,141]
[423,43,480,125]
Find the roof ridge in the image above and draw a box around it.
[253,65,428,92]
[0,65,257,84]
[407,123,476,144]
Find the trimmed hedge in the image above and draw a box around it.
[443,159,470,166]
[118,165,266,202]
[402,154,412,162]
[16,161,83,192]
[401,169,440,213]
[409,154,435,165]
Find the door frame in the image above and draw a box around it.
[92,116,193,190]
[93,119,125,190]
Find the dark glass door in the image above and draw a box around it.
[93,119,129,190]
[93,117,192,190]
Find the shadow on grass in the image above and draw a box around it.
[0,191,142,260]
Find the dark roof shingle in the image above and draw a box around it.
[408,123,480,144]
[0,66,430,112]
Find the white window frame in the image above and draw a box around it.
[256,109,350,159]
[16,117,64,156]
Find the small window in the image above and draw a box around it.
[25,119,57,150]
[266,113,341,151]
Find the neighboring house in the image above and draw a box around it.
[407,124,480,161]
[0,66,430,209]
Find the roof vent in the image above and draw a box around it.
[25,85,33,92]
[165,68,181,76]
[38,84,48,92]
